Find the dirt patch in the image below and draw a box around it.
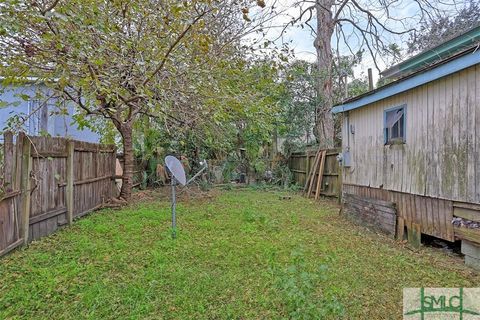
[132,185,221,205]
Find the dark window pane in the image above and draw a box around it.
[399,116,404,138]
[392,122,399,138]
[384,107,405,143]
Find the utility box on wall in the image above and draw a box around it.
[337,150,352,167]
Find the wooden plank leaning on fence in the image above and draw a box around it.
[314,150,327,200]
[304,148,321,195]
[304,148,327,200]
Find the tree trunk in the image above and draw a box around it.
[271,126,278,157]
[118,124,134,201]
[314,1,335,149]
[247,165,256,185]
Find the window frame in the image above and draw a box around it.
[28,99,40,135]
[383,104,406,145]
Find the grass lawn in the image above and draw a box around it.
[0,189,479,319]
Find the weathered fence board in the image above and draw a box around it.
[0,133,117,255]
[0,132,24,255]
[289,148,341,197]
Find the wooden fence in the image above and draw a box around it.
[288,148,341,197]
[0,140,4,189]
[0,132,117,257]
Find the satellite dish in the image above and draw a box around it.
[165,155,186,186]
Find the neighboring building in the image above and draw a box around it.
[333,26,480,268]
[0,80,100,143]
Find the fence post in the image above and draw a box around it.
[13,133,23,241]
[338,163,343,204]
[112,147,118,198]
[66,140,74,225]
[305,151,310,183]
[20,134,32,244]
[14,134,24,191]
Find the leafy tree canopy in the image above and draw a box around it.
[0,0,279,198]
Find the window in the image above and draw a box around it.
[28,99,48,135]
[28,99,40,135]
[384,105,406,144]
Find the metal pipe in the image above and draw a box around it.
[186,160,208,185]
[186,166,207,185]
[368,68,374,91]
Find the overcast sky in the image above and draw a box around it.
[253,0,466,83]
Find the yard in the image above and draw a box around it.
[0,189,479,319]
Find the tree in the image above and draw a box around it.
[197,59,285,182]
[0,0,275,200]
[278,61,317,146]
[283,0,466,148]
[278,54,365,151]
[119,53,286,185]
[407,0,480,54]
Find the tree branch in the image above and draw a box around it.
[143,10,209,86]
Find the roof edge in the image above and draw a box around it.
[333,48,480,114]
[381,25,480,79]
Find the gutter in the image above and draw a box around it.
[381,25,480,79]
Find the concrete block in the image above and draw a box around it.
[465,255,480,271]
[461,240,480,258]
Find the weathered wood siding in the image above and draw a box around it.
[342,64,480,204]
[342,192,397,237]
[343,184,454,241]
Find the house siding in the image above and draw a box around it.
[342,64,480,205]
[0,84,100,143]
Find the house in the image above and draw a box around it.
[332,26,480,269]
[0,79,100,143]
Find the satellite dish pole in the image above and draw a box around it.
[165,156,207,239]
[171,175,177,239]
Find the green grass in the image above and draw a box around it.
[0,190,479,319]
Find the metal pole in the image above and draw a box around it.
[186,165,207,185]
[368,68,374,91]
[171,177,177,239]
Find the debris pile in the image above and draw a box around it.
[452,217,480,229]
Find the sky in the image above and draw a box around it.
[253,0,466,84]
